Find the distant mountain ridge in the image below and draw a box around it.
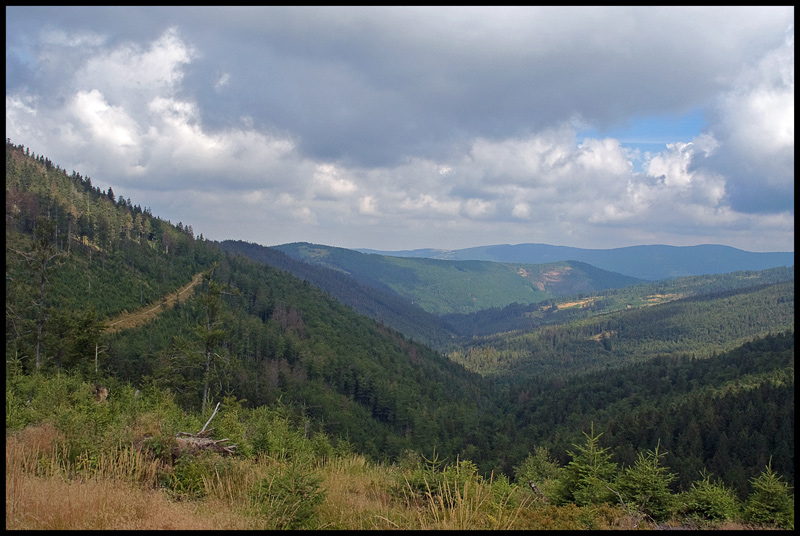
[272,242,642,315]
[357,243,794,281]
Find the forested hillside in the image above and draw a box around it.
[273,242,642,315]
[449,278,794,380]
[5,139,487,464]
[478,331,794,500]
[219,239,456,348]
[443,266,794,339]
[6,139,794,529]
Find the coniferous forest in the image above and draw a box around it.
[6,139,794,529]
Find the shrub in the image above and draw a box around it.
[168,451,214,498]
[514,445,563,502]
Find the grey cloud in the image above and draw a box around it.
[53,6,786,168]
[5,6,794,252]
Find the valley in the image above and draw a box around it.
[5,140,795,529]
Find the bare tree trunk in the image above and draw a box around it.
[35,258,48,369]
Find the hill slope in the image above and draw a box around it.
[219,240,456,347]
[273,242,642,315]
[5,140,487,463]
[358,243,794,281]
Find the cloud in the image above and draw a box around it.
[697,24,794,213]
[4,7,793,252]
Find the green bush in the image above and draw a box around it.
[514,445,563,502]
[168,451,215,498]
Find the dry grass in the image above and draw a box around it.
[316,454,412,529]
[6,469,256,530]
[4,426,629,531]
[5,424,262,530]
[7,423,744,531]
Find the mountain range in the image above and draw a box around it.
[357,243,794,281]
[270,242,643,315]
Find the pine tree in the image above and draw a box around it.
[194,263,239,413]
[614,442,677,521]
[9,217,66,369]
[744,459,794,529]
[682,470,741,522]
[558,423,618,506]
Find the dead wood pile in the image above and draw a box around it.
[174,402,236,456]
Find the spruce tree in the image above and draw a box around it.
[558,423,618,506]
[744,459,794,529]
[614,442,677,521]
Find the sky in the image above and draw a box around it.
[5,6,794,252]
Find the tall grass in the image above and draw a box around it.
[410,474,526,530]
[3,422,642,530]
[5,424,244,529]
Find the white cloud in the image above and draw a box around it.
[77,27,193,103]
[4,10,793,251]
[359,195,379,216]
[717,26,794,155]
[462,198,493,219]
[576,138,632,176]
[645,142,694,188]
[698,23,794,213]
[72,89,139,149]
[313,163,357,200]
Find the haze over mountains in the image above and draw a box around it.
[357,243,794,281]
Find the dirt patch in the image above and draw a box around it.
[106,273,204,333]
[643,293,683,305]
[557,297,596,309]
